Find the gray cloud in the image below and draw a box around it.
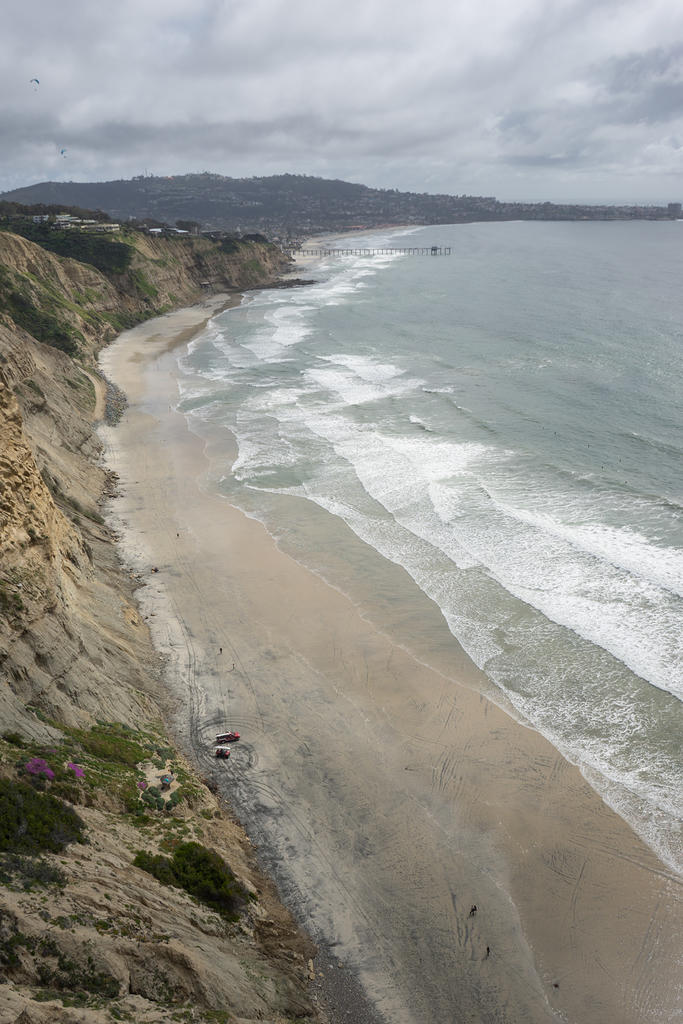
[2,0,683,201]
[597,46,683,123]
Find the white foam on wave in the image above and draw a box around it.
[175,396,227,423]
[232,427,301,480]
[181,314,260,376]
[361,434,683,701]
[244,386,307,412]
[491,498,683,597]
[232,258,393,361]
[239,304,313,361]
[294,411,486,571]
[175,378,207,402]
[304,362,421,407]
[321,352,406,384]
[264,304,314,347]
[264,410,683,702]
[491,555,682,700]
[185,318,228,356]
[305,264,378,305]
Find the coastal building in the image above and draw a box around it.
[86,222,120,232]
[50,213,81,228]
[48,215,120,232]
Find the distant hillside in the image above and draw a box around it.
[2,173,677,239]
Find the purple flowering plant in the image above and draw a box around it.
[24,757,55,780]
[67,762,85,779]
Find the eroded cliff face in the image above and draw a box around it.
[124,233,291,306]
[0,321,156,735]
[0,234,320,1023]
[0,230,292,366]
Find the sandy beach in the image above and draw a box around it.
[98,296,682,1024]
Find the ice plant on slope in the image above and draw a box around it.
[24,758,55,780]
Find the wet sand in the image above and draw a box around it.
[99,298,682,1024]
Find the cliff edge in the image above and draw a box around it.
[0,229,322,1023]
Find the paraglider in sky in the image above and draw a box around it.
[30,78,39,90]
[59,148,67,158]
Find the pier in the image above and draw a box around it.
[287,246,452,256]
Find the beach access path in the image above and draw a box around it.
[98,294,682,1024]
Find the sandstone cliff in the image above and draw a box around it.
[0,230,291,365]
[0,231,321,1023]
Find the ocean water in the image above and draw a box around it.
[177,221,683,874]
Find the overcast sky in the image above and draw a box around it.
[3,0,683,202]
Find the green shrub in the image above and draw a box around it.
[134,850,177,887]
[75,727,148,766]
[133,841,247,919]
[165,787,184,810]
[0,779,85,854]
[141,788,165,811]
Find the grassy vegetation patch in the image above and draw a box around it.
[73,286,103,305]
[134,841,249,920]
[0,266,82,355]
[101,309,146,332]
[46,722,191,815]
[73,725,149,766]
[0,779,85,854]
[0,722,197,830]
[129,268,159,300]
